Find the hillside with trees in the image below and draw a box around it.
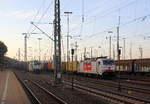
[0,41,7,65]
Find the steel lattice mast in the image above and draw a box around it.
[54,0,62,84]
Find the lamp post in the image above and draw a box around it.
[64,11,72,71]
[22,33,28,62]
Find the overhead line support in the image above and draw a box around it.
[31,22,54,41]
[54,0,62,84]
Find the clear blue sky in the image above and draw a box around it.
[0,0,150,60]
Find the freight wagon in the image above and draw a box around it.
[116,58,150,74]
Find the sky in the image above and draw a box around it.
[0,0,150,61]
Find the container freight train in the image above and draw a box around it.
[27,57,116,76]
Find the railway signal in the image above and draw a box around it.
[71,48,74,90]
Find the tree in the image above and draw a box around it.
[0,41,8,64]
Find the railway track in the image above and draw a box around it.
[14,70,150,104]
[73,75,150,90]
[14,70,108,104]
[63,80,150,104]
[75,78,150,95]
[15,73,42,104]
[14,72,68,104]
[28,72,150,104]
[124,79,150,86]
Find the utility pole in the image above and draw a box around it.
[75,41,78,61]
[108,31,113,59]
[117,15,121,91]
[82,0,84,22]
[38,38,42,61]
[130,42,132,59]
[80,53,82,61]
[18,48,21,61]
[64,11,72,70]
[117,16,120,67]
[90,47,93,58]
[109,36,111,59]
[71,49,74,90]
[113,44,115,60]
[139,46,143,59]
[123,38,126,60]
[54,0,62,84]
[22,33,28,62]
[139,46,143,71]
[84,47,86,60]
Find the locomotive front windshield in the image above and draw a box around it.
[103,60,114,65]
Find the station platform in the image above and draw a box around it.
[0,69,31,104]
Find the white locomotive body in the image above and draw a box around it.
[78,57,116,75]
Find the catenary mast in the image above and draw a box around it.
[54,0,62,84]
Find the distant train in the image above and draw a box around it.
[115,58,150,74]
[27,57,116,76]
[7,56,150,75]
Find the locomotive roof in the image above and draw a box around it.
[84,56,108,61]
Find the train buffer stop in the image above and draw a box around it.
[0,69,31,104]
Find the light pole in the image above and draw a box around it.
[64,11,72,70]
[37,38,42,61]
[22,33,28,62]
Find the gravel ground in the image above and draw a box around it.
[30,71,150,103]
[14,70,109,104]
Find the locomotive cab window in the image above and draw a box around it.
[103,60,114,65]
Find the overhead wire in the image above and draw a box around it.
[87,13,150,38]
[69,0,139,34]
[28,0,54,37]
[27,0,47,34]
[25,0,149,60]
